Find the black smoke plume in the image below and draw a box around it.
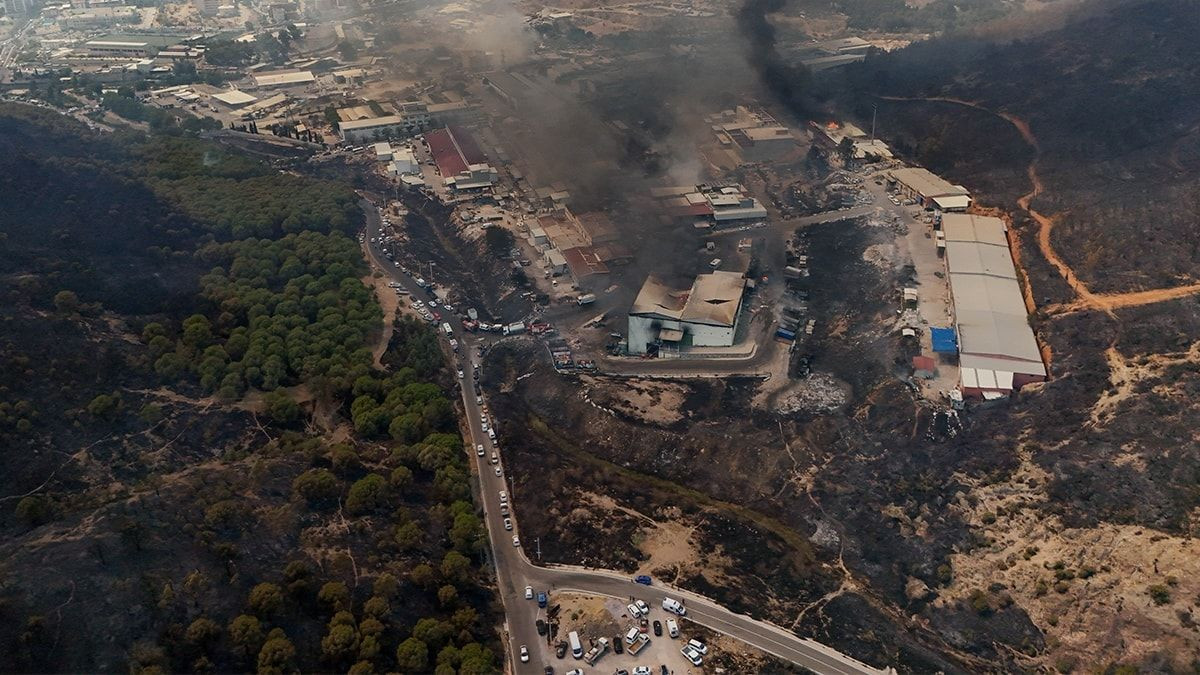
[735,0,820,119]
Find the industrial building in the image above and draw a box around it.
[628,271,747,354]
[425,126,497,191]
[710,107,797,163]
[250,70,315,89]
[888,167,971,211]
[211,89,257,108]
[941,213,1046,397]
[651,184,768,226]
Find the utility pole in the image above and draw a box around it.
[870,103,878,145]
[535,537,541,561]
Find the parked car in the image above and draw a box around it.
[476,444,485,456]
[519,645,529,663]
[633,667,652,675]
[627,603,642,619]
[612,637,624,654]
[634,575,652,585]
[652,620,662,636]
[634,599,649,615]
[512,535,520,547]
[525,585,533,599]
[680,646,702,666]
[537,592,548,608]
[666,618,679,638]
[504,518,512,531]
[687,639,708,655]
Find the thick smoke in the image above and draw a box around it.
[735,0,820,120]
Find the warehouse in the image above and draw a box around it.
[889,167,970,208]
[627,271,747,354]
[426,126,497,191]
[340,115,407,142]
[250,70,315,89]
[211,89,257,108]
[942,213,1046,396]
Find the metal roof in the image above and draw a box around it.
[890,167,969,199]
[682,271,745,326]
[941,213,1008,246]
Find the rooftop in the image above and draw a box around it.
[630,271,746,327]
[890,167,969,199]
[426,126,488,177]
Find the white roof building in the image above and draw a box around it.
[942,213,1046,387]
[250,70,315,88]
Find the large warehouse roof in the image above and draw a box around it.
[426,126,488,176]
[890,167,969,199]
[211,89,257,106]
[251,70,315,88]
[944,213,1044,377]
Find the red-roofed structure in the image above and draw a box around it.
[426,126,488,177]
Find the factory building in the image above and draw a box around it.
[651,184,767,226]
[249,70,315,89]
[888,167,971,210]
[628,271,747,354]
[942,213,1046,397]
[710,107,797,163]
[425,126,497,191]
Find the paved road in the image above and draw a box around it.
[362,200,890,675]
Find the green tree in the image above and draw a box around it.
[394,637,428,672]
[228,614,264,658]
[363,595,389,618]
[411,618,452,650]
[14,495,54,527]
[256,631,296,674]
[53,290,80,313]
[440,550,471,584]
[265,391,301,425]
[248,582,284,618]
[410,563,436,589]
[457,643,496,675]
[437,585,458,607]
[388,466,413,490]
[372,572,399,599]
[321,623,360,663]
[394,521,421,551]
[87,392,123,420]
[293,468,340,504]
[318,581,351,611]
[185,617,222,647]
[345,474,388,515]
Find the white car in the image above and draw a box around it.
[504,518,512,531]
[487,428,496,440]
[687,639,708,655]
[519,645,529,663]
[632,668,652,675]
[512,535,520,547]
[499,490,508,504]
[476,395,483,404]
[490,452,499,465]
[476,444,485,456]
[566,670,583,675]
[681,646,703,666]
[525,585,533,599]
[457,369,465,379]
[627,603,642,619]
[634,599,649,616]
[494,466,502,477]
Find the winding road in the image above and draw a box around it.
[360,200,891,675]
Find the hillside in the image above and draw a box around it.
[0,104,500,673]
[809,1,1200,669]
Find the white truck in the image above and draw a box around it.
[576,293,596,305]
[568,630,583,659]
[583,637,609,665]
[442,322,453,336]
[502,322,526,336]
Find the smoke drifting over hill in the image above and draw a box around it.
[735,0,821,120]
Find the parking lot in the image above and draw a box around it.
[540,593,710,675]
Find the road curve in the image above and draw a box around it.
[361,200,891,675]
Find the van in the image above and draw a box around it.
[662,597,686,616]
[666,618,679,638]
[569,631,583,659]
[624,627,640,645]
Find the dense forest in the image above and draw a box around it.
[0,103,499,673]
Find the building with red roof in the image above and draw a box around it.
[425,126,496,191]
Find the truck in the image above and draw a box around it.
[467,307,478,321]
[568,631,583,659]
[583,637,609,666]
[627,633,650,656]
[441,322,453,336]
[576,293,596,306]
[502,322,526,336]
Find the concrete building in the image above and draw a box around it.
[941,213,1045,397]
[373,142,393,161]
[58,6,139,28]
[543,249,568,276]
[652,184,768,225]
[710,106,797,163]
[339,115,405,142]
[84,39,156,58]
[3,0,39,17]
[389,146,419,175]
[628,271,747,354]
[888,167,971,209]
